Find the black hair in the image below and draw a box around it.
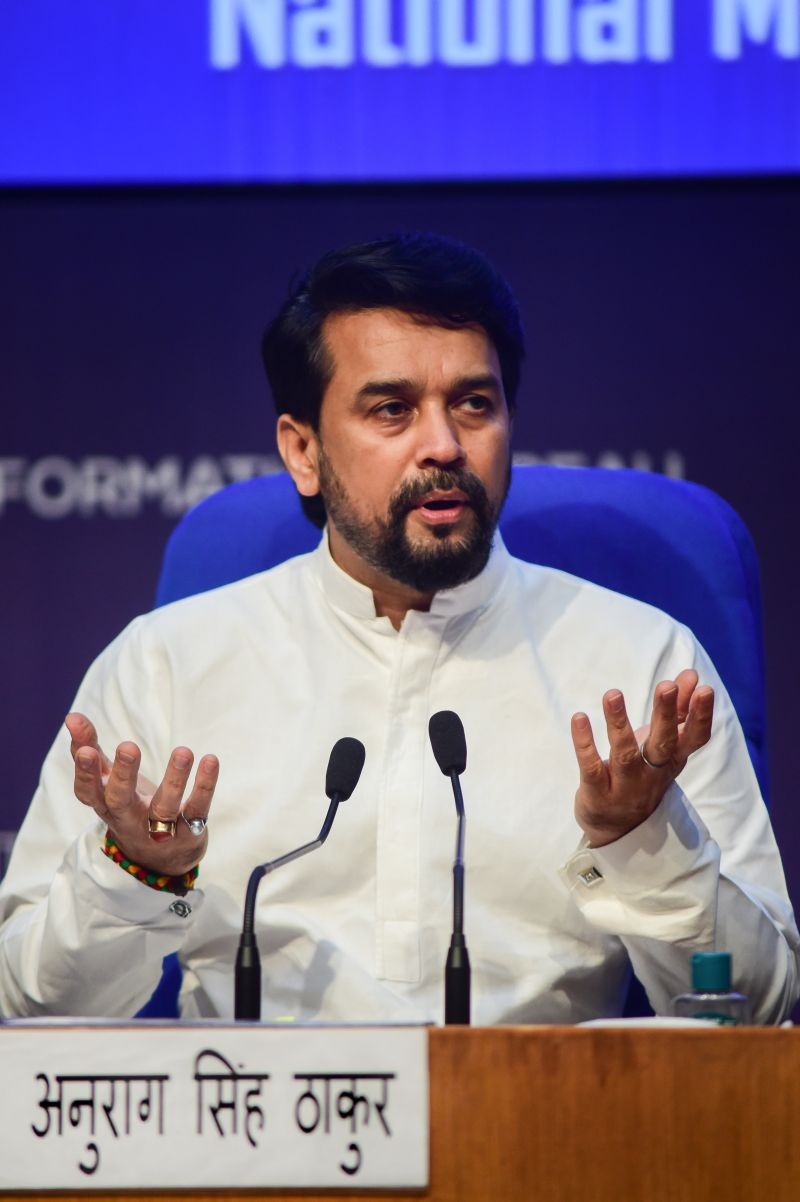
[261,232,525,527]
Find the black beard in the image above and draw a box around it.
[318,458,509,593]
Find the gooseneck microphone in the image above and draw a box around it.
[428,710,470,1026]
[234,736,366,1021]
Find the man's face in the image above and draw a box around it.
[303,307,512,595]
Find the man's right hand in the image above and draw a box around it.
[65,712,220,876]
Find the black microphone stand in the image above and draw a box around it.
[445,767,470,1025]
[235,794,342,1022]
[234,735,364,1022]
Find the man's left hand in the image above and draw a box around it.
[571,668,714,848]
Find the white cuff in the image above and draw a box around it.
[558,783,719,944]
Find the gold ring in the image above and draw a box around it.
[147,817,177,837]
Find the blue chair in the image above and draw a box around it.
[137,464,769,1018]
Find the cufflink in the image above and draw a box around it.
[577,866,603,888]
[169,899,193,918]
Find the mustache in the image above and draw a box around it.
[387,469,491,520]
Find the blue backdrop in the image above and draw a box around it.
[2,1,799,182]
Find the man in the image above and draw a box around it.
[1,233,797,1022]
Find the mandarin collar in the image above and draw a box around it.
[313,530,512,623]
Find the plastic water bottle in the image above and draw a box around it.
[672,951,750,1025]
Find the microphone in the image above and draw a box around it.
[428,710,470,1026]
[234,736,366,1021]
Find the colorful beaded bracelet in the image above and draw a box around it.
[102,833,199,898]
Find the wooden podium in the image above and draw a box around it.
[9,1026,800,1202]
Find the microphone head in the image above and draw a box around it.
[428,710,467,776]
[325,737,366,801]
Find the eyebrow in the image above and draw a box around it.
[354,372,503,402]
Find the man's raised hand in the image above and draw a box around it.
[65,712,219,875]
[570,668,714,848]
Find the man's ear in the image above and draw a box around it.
[276,414,321,497]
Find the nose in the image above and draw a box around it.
[414,404,466,470]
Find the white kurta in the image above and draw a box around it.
[1,536,797,1023]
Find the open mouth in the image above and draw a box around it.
[420,498,466,511]
[411,491,471,523]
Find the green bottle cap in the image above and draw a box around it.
[691,951,731,992]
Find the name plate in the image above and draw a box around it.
[0,1023,429,1190]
